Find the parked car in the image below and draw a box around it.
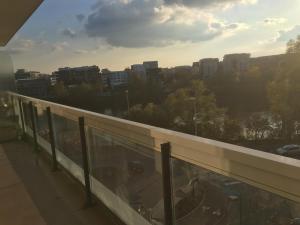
[276,145,300,159]
[150,178,228,225]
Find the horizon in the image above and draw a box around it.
[16,51,290,75]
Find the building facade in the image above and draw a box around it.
[16,77,51,98]
[102,71,129,89]
[199,58,220,79]
[130,64,146,79]
[15,69,42,80]
[143,61,158,70]
[223,53,251,74]
[54,66,100,86]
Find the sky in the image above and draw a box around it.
[1,0,300,73]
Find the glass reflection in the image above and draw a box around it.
[88,127,164,222]
[52,114,82,167]
[35,107,49,141]
[169,159,300,225]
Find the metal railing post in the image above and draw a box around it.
[18,99,25,135]
[46,107,58,171]
[29,101,38,152]
[161,142,174,225]
[78,116,93,207]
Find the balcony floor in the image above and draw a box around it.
[0,140,117,225]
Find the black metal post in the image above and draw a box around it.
[29,101,38,152]
[46,107,58,171]
[161,142,174,225]
[78,116,93,207]
[18,99,25,135]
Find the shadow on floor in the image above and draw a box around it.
[2,140,117,225]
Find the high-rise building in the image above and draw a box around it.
[54,66,100,86]
[102,71,128,89]
[143,61,158,70]
[199,58,219,79]
[131,64,146,79]
[223,53,251,74]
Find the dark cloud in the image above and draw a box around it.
[61,28,76,38]
[76,14,85,22]
[84,0,244,48]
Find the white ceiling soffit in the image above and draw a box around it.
[0,0,43,46]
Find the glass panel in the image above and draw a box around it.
[11,97,20,123]
[0,93,17,141]
[22,102,32,129]
[171,158,300,225]
[0,94,15,121]
[52,114,82,167]
[88,127,164,224]
[36,107,50,141]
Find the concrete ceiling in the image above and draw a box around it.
[0,0,43,46]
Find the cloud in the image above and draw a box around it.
[4,48,28,55]
[164,0,257,8]
[76,14,85,22]
[258,25,300,46]
[51,42,69,51]
[263,17,287,26]
[61,28,76,38]
[84,0,247,48]
[74,49,88,54]
[5,39,35,54]
[277,25,300,42]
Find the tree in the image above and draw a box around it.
[268,56,300,139]
[128,103,169,128]
[165,80,225,138]
[222,118,242,142]
[245,113,271,140]
[65,82,107,112]
[287,35,300,54]
[51,81,68,101]
[206,65,268,115]
[127,74,164,106]
[69,83,93,107]
[164,70,194,94]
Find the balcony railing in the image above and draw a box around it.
[8,91,300,225]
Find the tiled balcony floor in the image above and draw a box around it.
[0,140,117,225]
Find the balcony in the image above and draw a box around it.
[1,91,299,225]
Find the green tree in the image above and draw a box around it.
[287,35,300,54]
[164,70,194,94]
[245,113,271,140]
[222,118,242,142]
[206,65,268,115]
[165,80,225,138]
[93,80,104,93]
[128,103,169,128]
[268,56,300,139]
[51,81,68,101]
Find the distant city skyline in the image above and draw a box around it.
[1,0,300,73]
